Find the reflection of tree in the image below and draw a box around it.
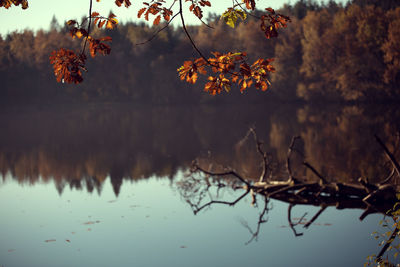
[1,104,399,198]
[176,129,400,245]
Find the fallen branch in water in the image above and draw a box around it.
[178,131,400,244]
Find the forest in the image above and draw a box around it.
[0,0,399,105]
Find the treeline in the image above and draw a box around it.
[0,0,399,104]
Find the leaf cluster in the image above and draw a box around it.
[50,10,118,83]
[45,1,291,92]
[49,48,86,84]
[138,1,173,26]
[261,8,291,39]
[187,0,211,19]
[178,52,275,95]
[220,8,247,28]
[0,0,28,9]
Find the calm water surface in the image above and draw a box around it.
[0,103,399,266]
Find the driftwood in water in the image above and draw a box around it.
[189,129,399,217]
[181,129,400,245]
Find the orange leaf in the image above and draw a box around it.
[138,8,146,18]
[153,15,161,25]
[98,20,106,28]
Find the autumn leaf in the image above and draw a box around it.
[243,0,255,10]
[49,48,87,84]
[98,20,106,28]
[260,8,291,39]
[67,20,77,26]
[193,6,203,19]
[115,0,131,8]
[221,8,247,28]
[0,0,28,9]
[138,8,146,18]
[89,37,112,57]
[153,15,161,25]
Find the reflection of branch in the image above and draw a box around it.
[191,161,251,187]
[240,196,270,244]
[193,190,249,215]
[304,205,327,229]
[249,128,270,183]
[375,134,400,181]
[381,167,396,185]
[303,161,328,185]
[288,204,305,237]
[287,136,302,184]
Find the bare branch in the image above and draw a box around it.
[377,226,400,261]
[233,0,261,19]
[82,0,93,54]
[136,13,180,45]
[178,0,210,64]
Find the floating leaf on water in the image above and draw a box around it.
[324,223,332,226]
[66,239,71,243]
[45,239,56,243]
[83,220,100,225]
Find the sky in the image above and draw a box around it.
[0,0,349,37]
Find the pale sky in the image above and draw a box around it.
[0,0,348,36]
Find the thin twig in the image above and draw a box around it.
[241,197,270,245]
[377,227,400,260]
[82,0,93,54]
[233,0,261,19]
[136,13,180,45]
[178,0,210,63]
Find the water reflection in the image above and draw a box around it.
[1,103,400,266]
[0,104,399,191]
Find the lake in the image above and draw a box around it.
[0,103,399,267]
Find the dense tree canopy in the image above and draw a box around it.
[1,0,400,103]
